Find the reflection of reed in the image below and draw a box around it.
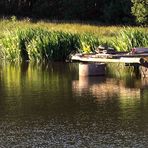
[107,63,139,78]
[72,77,141,101]
[21,61,29,74]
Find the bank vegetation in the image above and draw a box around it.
[0,19,147,62]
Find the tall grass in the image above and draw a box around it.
[0,30,20,61]
[111,28,148,51]
[0,19,147,61]
[0,28,100,61]
[1,18,147,38]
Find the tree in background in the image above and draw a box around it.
[102,0,133,24]
[0,0,146,25]
[131,0,148,25]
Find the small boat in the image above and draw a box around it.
[132,47,148,54]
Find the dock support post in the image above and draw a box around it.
[79,63,106,76]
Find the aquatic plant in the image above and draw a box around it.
[80,33,100,53]
[0,28,100,61]
[111,28,148,51]
[0,30,20,61]
[0,19,147,61]
[81,42,91,53]
[24,29,81,61]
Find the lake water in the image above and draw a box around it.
[0,62,148,147]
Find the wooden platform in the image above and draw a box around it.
[71,53,148,64]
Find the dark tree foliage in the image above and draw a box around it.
[0,0,135,24]
[131,0,148,25]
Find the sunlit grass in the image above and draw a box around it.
[111,28,148,51]
[0,18,147,61]
[0,18,147,37]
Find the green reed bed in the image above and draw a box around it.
[0,28,100,61]
[111,28,148,51]
[0,19,147,62]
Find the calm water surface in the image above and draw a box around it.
[0,62,148,147]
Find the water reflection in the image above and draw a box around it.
[0,62,148,147]
[141,78,148,88]
[0,62,148,115]
[73,76,141,100]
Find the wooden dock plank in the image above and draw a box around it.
[71,55,144,64]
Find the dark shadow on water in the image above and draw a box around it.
[21,61,29,74]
